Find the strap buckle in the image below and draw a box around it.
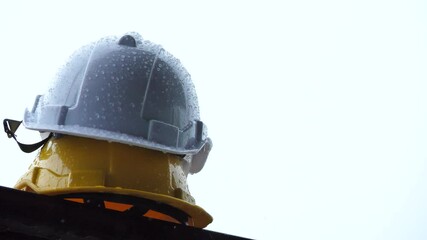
[3,119,52,153]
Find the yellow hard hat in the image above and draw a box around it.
[15,135,213,228]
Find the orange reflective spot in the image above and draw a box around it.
[61,197,189,226]
[64,198,84,203]
[104,201,132,212]
[144,210,180,224]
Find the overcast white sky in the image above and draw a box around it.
[1,1,427,239]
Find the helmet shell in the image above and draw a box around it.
[24,34,211,167]
[15,135,213,228]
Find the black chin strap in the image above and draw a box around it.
[3,119,52,153]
